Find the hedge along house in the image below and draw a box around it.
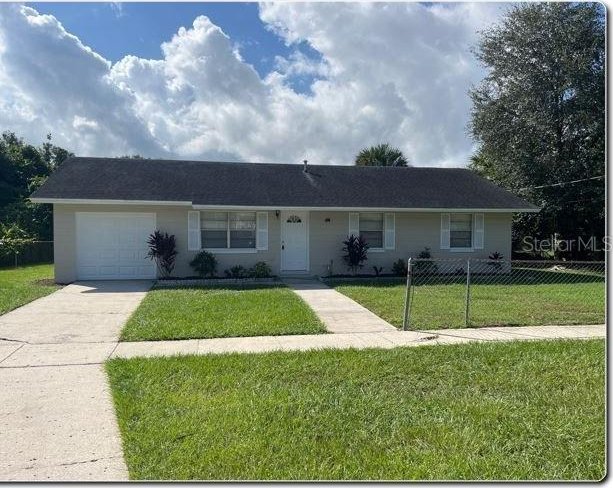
[30,157,539,283]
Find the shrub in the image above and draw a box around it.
[146,231,178,278]
[413,247,438,275]
[0,223,34,266]
[249,261,272,278]
[418,247,432,259]
[488,251,504,271]
[373,266,384,277]
[391,259,407,276]
[189,250,217,278]
[342,234,369,274]
[224,265,247,279]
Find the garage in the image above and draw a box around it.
[76,212,156,280]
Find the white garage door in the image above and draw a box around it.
[76,212,157,280]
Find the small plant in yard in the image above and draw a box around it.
[225,265,248,279]
[373,266,384,277]
[189,250,217,278]
[413,247,438,275]
[342,234,369,274]
[0,223,35,267]
[391,258,407,276]
[146,231,178,278]
[249,261,272,278]
[488,251,504,272]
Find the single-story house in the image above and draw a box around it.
[30,157,539,283]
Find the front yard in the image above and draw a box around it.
[120,284,325,341]
[329,268,605,329]
[0,264,59,315]
[107,339,605,480]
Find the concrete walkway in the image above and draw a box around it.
[0,281,151,481]
[108,324,605,359]
[284,278,397,333]
[2,324,604,365]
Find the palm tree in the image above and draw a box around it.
[355,143,409,167]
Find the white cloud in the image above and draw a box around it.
[259,2,505,166]
[0,3,506,166]
[0,5,161,156]
[72,115,99,131]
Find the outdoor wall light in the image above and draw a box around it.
[275,210,280,218]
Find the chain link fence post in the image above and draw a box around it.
[464,258,471,327]
[402,257,413,331]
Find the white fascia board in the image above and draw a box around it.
[29,199,540,213]
[29,198,193,206]
[192,205,541,213]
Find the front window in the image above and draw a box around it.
[201,211,256,249]
[450,213,472,248]
[359,212,384,248]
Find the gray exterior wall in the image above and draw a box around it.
[53,204,281,283]
[309,211,512,276]
[52,204,512,283]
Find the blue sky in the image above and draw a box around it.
[3,3,506,165]
[30,2,322,92]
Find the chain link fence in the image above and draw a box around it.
[0,240,54,268]
[403,258,606,330]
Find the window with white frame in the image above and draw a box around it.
[359,212,384,248]
[201,211,256,249]
[450,213,473,248]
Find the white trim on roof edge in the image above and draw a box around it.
[29,198,192,206]
[28,198,540,212]
[191,205,540,213]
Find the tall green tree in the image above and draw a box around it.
[469,3,605,258]
[0,132,72,240]
[355,143,409,167]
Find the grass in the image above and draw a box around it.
[328,269,605,329]
[120,284,325,341]
[0,263,59,315]
[106,339,605,480]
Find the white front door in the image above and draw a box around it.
[76,212,156,280]
[281,211,308,271]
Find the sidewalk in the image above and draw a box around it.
[1,324,605,366]
[109,324,608,359]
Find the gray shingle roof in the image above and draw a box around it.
[30,157,538,210]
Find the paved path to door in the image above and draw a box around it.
[0,281,151,481]
[283,278,397,333]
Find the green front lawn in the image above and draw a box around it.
[120,284,325,341]
[0,264,59,315]
[106,339,605,480]
[329,269,605,329]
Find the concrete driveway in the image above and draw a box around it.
[0,281,151,481]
